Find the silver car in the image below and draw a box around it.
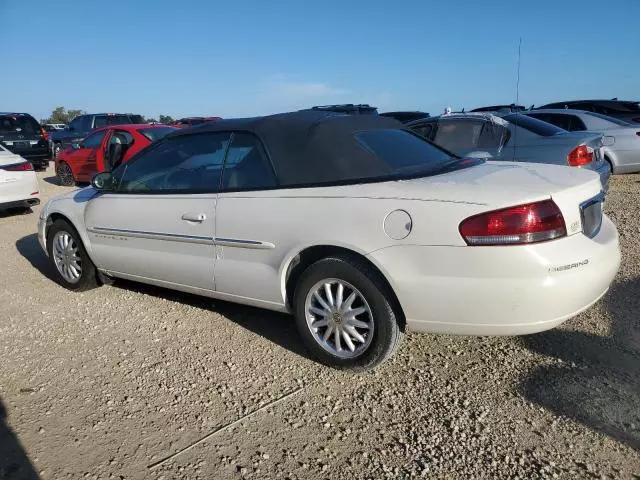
[408,112,611,190]
[525,109,640,174]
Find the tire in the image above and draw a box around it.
[56,161,75,186]
[605,156,614,175]
[293,254,404,371]
[47,219,99,291]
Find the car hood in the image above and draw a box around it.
[295,161,602,208]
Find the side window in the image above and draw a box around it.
[118,132,231,194]
[93,116,108,128]
[432,119,483,154]
[569,116,587,131]
[412,123,434,140]
[545,114,572,131]
[81,130,107,149]
[69,116,84,132]
[222,133,277,191]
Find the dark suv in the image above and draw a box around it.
[536,99,640,124]
[50,113,140,157]
[0,113,50,170]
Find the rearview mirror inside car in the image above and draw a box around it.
[91,171,116,191]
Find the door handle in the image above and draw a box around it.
[181,213,206,223]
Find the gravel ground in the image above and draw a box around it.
[0,165,639,480]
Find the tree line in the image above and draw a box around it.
[40,107,174,125]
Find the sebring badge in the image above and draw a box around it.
[548,259,589,273]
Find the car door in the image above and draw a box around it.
[84,131,231,291]
[74,130,108,181]
[101,129,134,172]
[213,132,282,304]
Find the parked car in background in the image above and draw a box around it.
[408,112,611,190]
[50,113,143,158]
[171,117,223,128]
[535,99,640,124]
[0,112,50,170]
[379,111,430,123]
[471,104,527,113]
[524,109,640,174]
[0,144,39,211]
[308,104,378,115]
[37,111,619,370]
[55,124,176,186]
[43,123,67,131]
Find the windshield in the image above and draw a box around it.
[140,126,176,141]
[352,129,464,180]
[503,113,565,136]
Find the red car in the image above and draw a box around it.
[55,124,176,186]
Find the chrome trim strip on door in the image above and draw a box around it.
[87,227,213,245]
[88,227,275,249]
[214,237,275,249]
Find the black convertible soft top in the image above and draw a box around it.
[168,110,409,187]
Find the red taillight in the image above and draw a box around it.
[40,127,49,141]
[2,162,34,172]
[459,200,566,246]
[567,144,593,167]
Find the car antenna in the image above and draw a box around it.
[512,37,522,160]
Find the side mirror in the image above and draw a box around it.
[91,171,116,191]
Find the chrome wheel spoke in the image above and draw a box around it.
[334,328,342,351]
[345,325,366,343]
[324,283,334,307]
[342,330,356,352]
[322,325,334,341]
[343,306,366,318]
[309,306,327,317]
[343,292,356,310]
[313,291,331,311]
[348,318,370,330]
[335,283,344,309]
[311,318,328,329]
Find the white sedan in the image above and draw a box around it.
[37,111,620,370]
[0,144,40,211]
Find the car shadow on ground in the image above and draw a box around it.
[0,207,33,219]
[111,279,315,362]
[42,176,60,186]
[14,233,314,362]
[520,278,640,451]
[0,397,40,480]
[15,234,57,283]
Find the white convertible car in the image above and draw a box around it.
[0,144,40,211]
[37,111,620,370]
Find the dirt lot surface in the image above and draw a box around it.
[1,165,639,480]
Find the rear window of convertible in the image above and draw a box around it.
[351,129,462,180]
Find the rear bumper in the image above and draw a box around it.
[367,216,620,336]
[0,197,40,210]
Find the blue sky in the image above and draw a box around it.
[1,0,638,120]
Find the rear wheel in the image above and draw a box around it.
[47,219,99,291]
[56,161,75,186]
[604,156,614,175]
[293,254,404,371]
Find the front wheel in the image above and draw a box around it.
[293,254,404,371]
[47,219,99,291]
